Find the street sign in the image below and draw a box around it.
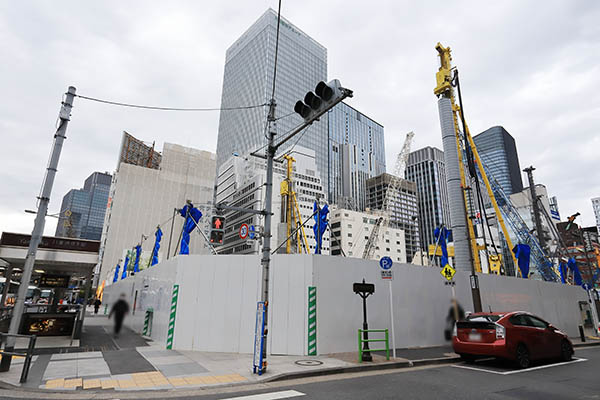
[239,224,249,240]
[440,265,456,282]
[249,225,256,240]
[379,256,393,270]
[380,270,393,280]
[253,301,266,375]
[583,283,590,291]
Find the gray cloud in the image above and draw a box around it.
[1,0,598,236]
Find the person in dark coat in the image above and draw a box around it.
[93,298,102,314]
[108,294,129,338]
[444,298,465,341]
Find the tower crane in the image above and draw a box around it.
[363,132,415,259]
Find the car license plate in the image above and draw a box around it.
[468,333,482,341]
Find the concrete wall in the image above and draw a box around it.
[104,254,588,356]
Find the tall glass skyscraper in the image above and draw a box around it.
[328,102,385,210]
[216,9,329,190]
[406,146,450,250]
[56,172,111,240]
[473,126,523,196]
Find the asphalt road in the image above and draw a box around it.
[1,346,599,399]
[184,346,600,400]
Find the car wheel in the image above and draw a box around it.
[516,344,530,369]
[560,340,573,361]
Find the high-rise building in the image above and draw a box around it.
[366,173,419,262]
[329,208,405,262]
[327,102,385,210]
[592,197,600,234]
[473,126,523,196]
[215,9,329,192]
[406,146,450,251]
[55,172,111,241]
[99,134,216,286]
[216,147,329,255]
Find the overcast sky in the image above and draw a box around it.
[1,1,598,237]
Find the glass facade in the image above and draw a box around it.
[406,146,450,250]
[473,126,523,196]
[216,9,329,191]
[55,172,111,241]
[328,102,385,210]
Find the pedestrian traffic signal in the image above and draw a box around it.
[211,216,225,230]
[210,230,224,245]
[294,79,352,123]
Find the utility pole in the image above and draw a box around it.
[0,86,76,371]
[523,166,547,252]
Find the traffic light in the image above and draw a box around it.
[294,79,351,123]
[210,215,225,246]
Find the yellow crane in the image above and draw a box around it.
[280,155,310,254]
[434,43,519,274]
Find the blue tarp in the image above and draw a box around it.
[179,204,202,255]
[559,262,568,284]
[133,245,141,273]
[113,264,120,283]
[151,227,163,266]
[568,257,583,286]
[121,254,130,280]
[512,244,531,278]
[313,202,329,254]
[434,226,451,268]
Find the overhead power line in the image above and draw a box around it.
[74,94,267,112]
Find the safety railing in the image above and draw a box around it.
[358,328,389,363]
[0,333,37,383]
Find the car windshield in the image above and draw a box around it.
[466,314,503,323]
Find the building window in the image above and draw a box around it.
[348,233,352,237]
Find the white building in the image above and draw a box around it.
[98,142,216,286]
[329,208,406,263]
[509,184,556,247]
[592,197,600,234]
[216,147,329,255]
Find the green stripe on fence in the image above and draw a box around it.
[308,286,317,356]
[166,284,179,349]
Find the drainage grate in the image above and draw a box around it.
[295,360,323,366]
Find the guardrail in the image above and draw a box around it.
[0,333,37,383]
[358,328,389,363]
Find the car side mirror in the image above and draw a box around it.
[547,324,556,331]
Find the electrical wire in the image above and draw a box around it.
[74,94,267,112]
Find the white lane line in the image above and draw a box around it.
[452,357,587,375]
[220,390,306,400]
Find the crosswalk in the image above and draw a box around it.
[220,390,306,400]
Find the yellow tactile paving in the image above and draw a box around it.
[117,379,137,388]
[229,374,248,382]
[184,376,204,385]
[100,379,117,389]
[45,378,65,388]
[83,379,101,389]
[168,377,188,386]
[201,375,219,384]
[152,378,170,386]
[64,378,82,388]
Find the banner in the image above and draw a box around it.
[312,202,329,254]
[179,204,203,255]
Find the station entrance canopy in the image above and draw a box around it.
[0,232,99,276]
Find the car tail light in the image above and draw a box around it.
[495,323,505,339]
[452,322,457,337]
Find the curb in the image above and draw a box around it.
[574,341,600,348]
[264,356,461,383]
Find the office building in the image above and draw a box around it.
[366,173,419,262]
[406,146,450,251]
[99,134,216,285]
[216,147,329,255]
[216,9,329,193]
[55,172,111,241]
[473,126,523,196]
[510,184,556,247]
[329,208,405,262]
[557,222,600,283]
[327,102,386,210]
[592,197,600,234]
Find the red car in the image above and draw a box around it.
[452,311,573,368]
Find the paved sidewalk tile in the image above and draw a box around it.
[44,378,64,389]
[100,378,117,389]
[83,379,101,389]
[64,378,82,388]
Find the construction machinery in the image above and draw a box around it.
[363,132,415,259]
[433,43,559,282]
[280,155,310,254]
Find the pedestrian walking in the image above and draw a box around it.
[93,297,102,314]
[108,293,129,338]
[444,298,465,341]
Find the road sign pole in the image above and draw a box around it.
[388,280,396,359]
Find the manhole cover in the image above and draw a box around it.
[295,360,323,366]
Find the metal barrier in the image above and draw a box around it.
[358,328,389,362]
[0,333,37,383]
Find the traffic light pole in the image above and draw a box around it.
[0,87,76,372]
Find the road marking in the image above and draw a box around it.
[452,357,587,375]
[220,390,306,400]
